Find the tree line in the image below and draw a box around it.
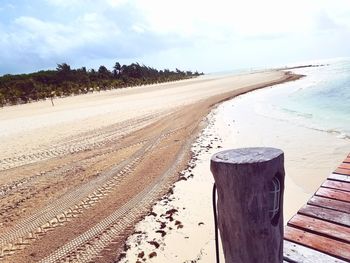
[0,62,203,106]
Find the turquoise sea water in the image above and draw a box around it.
[259,58,350,139]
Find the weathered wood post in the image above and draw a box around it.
[211,147,285,263]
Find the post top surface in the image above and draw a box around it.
[211,147,283,164]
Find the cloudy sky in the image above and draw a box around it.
[1,0,350,75]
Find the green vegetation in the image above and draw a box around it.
[0,62,203,107]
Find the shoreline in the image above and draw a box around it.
[112,71,303,263]
[119,70,349,262]
[118,111,225,262]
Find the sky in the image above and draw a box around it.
[0,0,350,75]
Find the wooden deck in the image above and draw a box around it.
[283,154,350,262]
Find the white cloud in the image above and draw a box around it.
[135,0,307,37]
[135,0,350,38]
[45,0,88,7]
[46,0,129,9]
[1,0,350,74]
[14,16,68,33]
[106,0,129,7]
[131,24,145,33]
[0,2,176,74]
[131,0,350,69]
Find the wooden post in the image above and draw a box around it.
[211,147,285,263]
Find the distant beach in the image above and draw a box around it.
[120,59,350,262]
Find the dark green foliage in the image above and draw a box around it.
[0,62,204,106]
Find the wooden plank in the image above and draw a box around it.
[339,162,350,170]
[322,180,350,192]
[308,196,350,214]
[283,240,347,263]
[284,226,350,261]
[287,214,350,243]
[335,168,350,175]
[316,187,350,203]
[329,173,350,183]
[298,205,350,227]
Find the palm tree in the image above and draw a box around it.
[98,65,111,79]
[113,62,121,78]
[56,63,71,73]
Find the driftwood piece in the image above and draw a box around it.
[211,147,285,263]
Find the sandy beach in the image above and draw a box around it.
[2,0,350,261]
[120,70,350,263]
[0,71,299,262]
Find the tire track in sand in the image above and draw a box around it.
[0,127,181,261]
[39,130,191,263]
[0,113,163,171]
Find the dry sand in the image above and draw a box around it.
[0,72,284,162]
[0,71,299,262]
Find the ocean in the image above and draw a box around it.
[257,58,350,140]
